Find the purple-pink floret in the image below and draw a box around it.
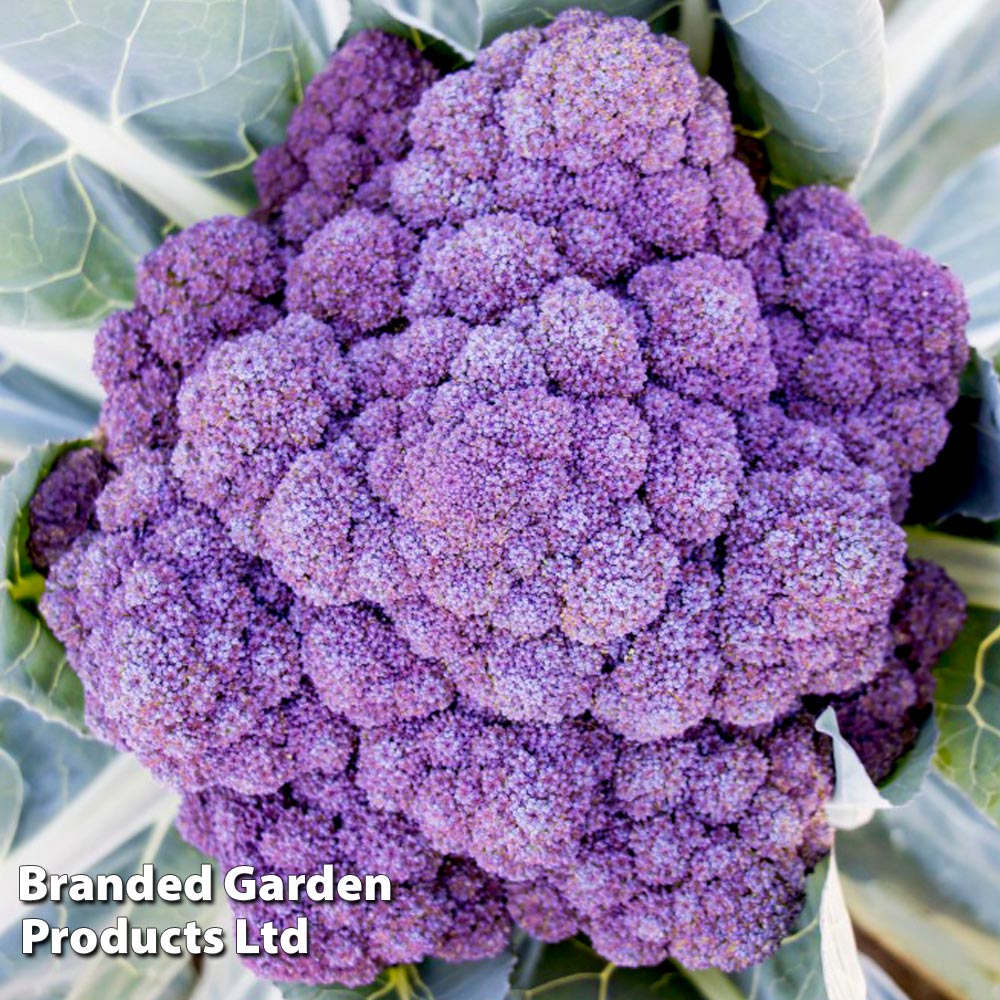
[253,31,439,242]
[828,559,966,781]
[27,447,109,569]
[32,10,969,987]
[749,184,970,518]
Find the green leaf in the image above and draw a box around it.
[509,938,702,1000]
[906,528,1000,611]
[716,0,886,188]
[856,0,1000,238]
[904,148,1000,359]
[358,0,675,61]
[0,0,326,330]
[838,773,1000,1000]
[932,605,1000,822]
[0,441,89,730]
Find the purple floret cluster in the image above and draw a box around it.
[30,10,969,985]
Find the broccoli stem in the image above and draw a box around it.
[677,0,715,74]
[5,570,45,604]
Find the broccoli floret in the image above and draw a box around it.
[135,217,284,372]
[171,313,353,551]
[179,773,511,985]
[254,31,439,243]
[286,210,418,333]
[32,9,970,985]
[27,447,109,569]
[827,559,967,781]
[749,185,969,517]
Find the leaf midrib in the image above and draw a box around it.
[0,57,245,226]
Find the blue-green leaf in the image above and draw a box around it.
[358,0,675,61]
[283,984,373,999]
[857,0,1000,238]
[361,0,480,58]
[508,937,701,1000]
[0,815,201,1000]
[954,353,1000,520]
[292,0,351,52]
[0,0,327,329]
[191,953,286,1000]
[905,148,1000,359]
[723,700,937,1000]
[859,959,910,1000]
[713,853,862,1000]
[816,709,891,829]
[0,701,176,948]
[0,328,101,404]
[190,950,282,1000]
[878,712,939,807]
[0,362,98,465]
[420,954,515,1000]
[906,529,1000,612]
[282,966,409,999]
[839,773,1000,999]
[283,953,516,1000]
[817,850,864,1000]
[0,748,21,864]
[0,699,112,856]
[717,0,886,188]
[909,352,1000,523]
[815,704,934,831]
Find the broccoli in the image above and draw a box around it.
[30,10,969,986]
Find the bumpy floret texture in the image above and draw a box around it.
[27,447,109,569]
[746,186,969,517]
[36,12,969,986]
[826,559,966,782]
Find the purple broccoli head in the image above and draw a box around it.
[32,10,969,987]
